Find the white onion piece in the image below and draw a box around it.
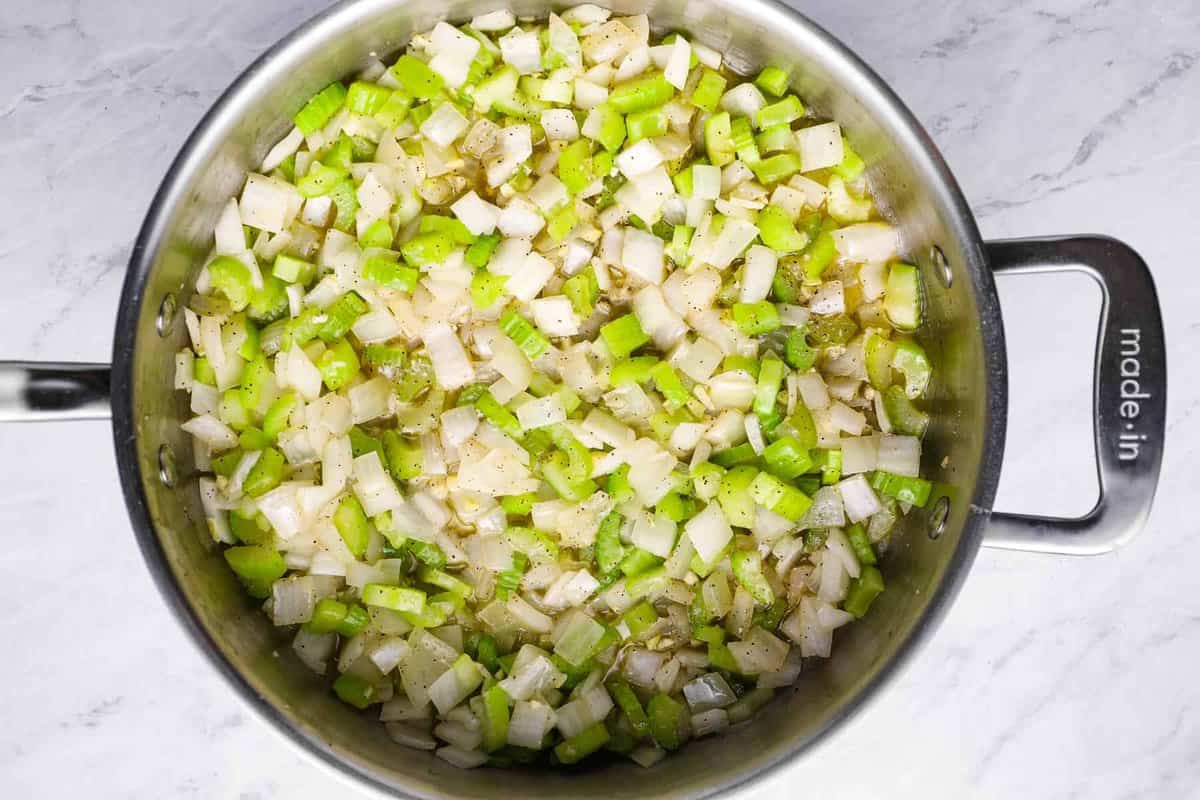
[472,8,516,30]
[499,27,543,74]
[740,245,778,303]
[685,503,733,563]
[838,474,883,522]
[832,222,899,263]
[877,434,921,477]
[795,122,844,172]
[451,190,500,235]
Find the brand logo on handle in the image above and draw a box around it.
[1118,328,1149,462]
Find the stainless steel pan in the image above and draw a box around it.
[0,0,1167,797]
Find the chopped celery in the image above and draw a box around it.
[606,677,651,738]
[756,95,804,129]
[362,583,426,613]
[871,470,933,507]
[732,302,781,335]
[382,430,423,480]
[470,270,507,309]
[224,545,286,583]
[647,694,685,750]
[892,339,932,399]
[600,314,650,359]
[333,495,370,558]
[317,338,360,390]
[555,722,610,764]
[883,385,930,436]
[749,471,812,521]
[843,565,884,618]
[562,268,599,317]
[691,69,727,112]
[243,447,285,498]
[753,357,785,417]
[718,465,759,527]
[627,106,668,141]
[885,262,923,331]
[400,231,455,266]
[730,549,774,605]
[608,71,675,114]
[318,291,368,341]
[757,205,808,253]
[784,327,817,371]
[754,66,790,97]
[704,112,735,166]
[465,233,502,268]
[363,253,419,291]
[762,436,813,480]
[333,673,376,709]
[390,55,443,100]
[500,310,550,359]
[294,82,347,134]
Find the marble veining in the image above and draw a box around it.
[2,0,1198,797]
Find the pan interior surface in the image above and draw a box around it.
[112,1,1006,797]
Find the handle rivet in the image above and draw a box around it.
[157,444,178,488]
[156,293,178,337]
[928,495,950,540]
[931,246,952,289]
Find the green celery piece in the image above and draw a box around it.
[730,549,774,605]
[892,339,932,399]
[481,684,511,752]
[243,447,285,498]
[600,314,650,359]
[317,338,360,390]
[224,545,286,583]
[718,465,759,527]
[846,523,877,566]
[305,597,349,634]
[333,495,371,558]
[554,723,611,764]
[607,71,674,114]
[690,69,727,113]
[757,205,808,253]
[294,82,347,135]
[756,95,804,129]
[754,66,790,97]
[646,694,685,751]
[590,104,627,153]
[784,327,817,371]
[333,673,375,709]
[732,302,781,335]
[871,470,933,507]
[400,231,455,267]
[318,291,369,341]
[272,253,316,285]
[207,256,253,311]
[390,55,443,100]
[346,81,393,115]
[705,111,734,166]
[762,436,813,480]
[499,310,550,359]
[362,583,426,613]
[843,565,884,618]
[382,430,423,480]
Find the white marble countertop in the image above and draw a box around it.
[1,1,1196,797]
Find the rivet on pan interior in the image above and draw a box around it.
[156,293,178,337]
[157,444,178,488]
[931,246,952,289]
[928,495,950,540]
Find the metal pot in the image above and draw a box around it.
[0,0,1167,797]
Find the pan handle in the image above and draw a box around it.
[0,363,112,422]
[983,236,1166,554]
